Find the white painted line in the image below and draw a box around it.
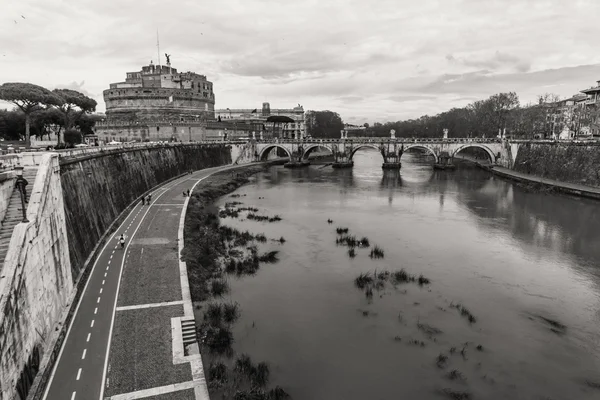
[42,201,147,400]
[76,368,82,380]
[153,203,185,206]
[100,288,103,294]
[110,254,113,259]
[102,280,105,285]
[97,297,101,303]
[71,392,76,400]
[94,308,98,314]
[116,300,184,311]
[108,260,111,265]
[104,273,107,277]
[106,380,197,400]
[86,333,91,342]
[82,349,87,359]
[90,320,95,327]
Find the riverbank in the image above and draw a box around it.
[182,163,292,398]
[490,165,600,200]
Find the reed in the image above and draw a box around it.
[354,272,373,289]
[369,245,384,259]
[211,279,229,297]
[223,302,240,324]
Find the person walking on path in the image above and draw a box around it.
[141,196,145,206]
[119,234,125,249]
[147,194,152,204]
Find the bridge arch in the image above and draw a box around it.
[258,144,292,161]
[402,144,438,163]
[452,144,496,163]
[301,144,334,160]
[349,144,383,161]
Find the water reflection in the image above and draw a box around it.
[222,151,600,400]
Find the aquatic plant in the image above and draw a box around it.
[354,273,373,289]
[207,362,228,388]
[258,251,279,263]
[327,219,333,224]
[225,201,243,207]
[225,259,238,274]
[393,336,402,342]
[250,362,270,388]
[447,369,466,381]
[369,245,385,259]
[348,248,356,258]
[365,286,373,299]
[359,237,370,247]
[476,344,483,351]
[450,302,477,324]
[417,274,431,285]
[278,236,286,243]
[223,302,240,324]
[440,388,472,400]
[417,322,442,336]
[336,227,349,234]
[235,354,254,376]
[205,303,222,326]
[267,386,291,399]
[204,326,234,355]
[211,279,229,297]
[436,353,448,368]
[255,233,267,243]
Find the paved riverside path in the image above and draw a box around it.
[491,166,600,199]
[43,164,246,400]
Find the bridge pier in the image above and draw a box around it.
[380,142,402,170]
[284,143,311,168]
[331,140,354,168]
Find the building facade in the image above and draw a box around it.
[96,60,231,142]
[215,102,305,139]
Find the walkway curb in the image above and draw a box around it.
[490,166,600,201]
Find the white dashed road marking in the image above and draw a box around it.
[71,392,76,400]
[97,297,101,303]
[86,333,91,342]
[82,349,86,359]
[90,320,95,328]
[76,368,81,380]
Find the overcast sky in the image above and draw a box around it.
[1,0,600,124]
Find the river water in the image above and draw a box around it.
[211,149,600,400]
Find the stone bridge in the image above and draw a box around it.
[252,137,517,169]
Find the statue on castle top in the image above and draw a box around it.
[165,53,171,65]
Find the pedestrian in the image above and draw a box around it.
[183,191,187,197]
[147,194,152,204]
[187,189,190,196]
[142,197,145,206]
[119,234,125,249]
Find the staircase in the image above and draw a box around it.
[0,168,38,272]
[181,317,198,347]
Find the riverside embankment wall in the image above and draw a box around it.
[512,142,600,188]
[0,154,72,400]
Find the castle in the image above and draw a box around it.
[95,58,304,142]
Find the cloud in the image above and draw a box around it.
[446,51,531,73]
[2,0,600,124]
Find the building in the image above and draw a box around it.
[343,123,367,138]
[215,102,305,139]
[579,80,600,137]
[95,60,239,142]
[555,94,587,139]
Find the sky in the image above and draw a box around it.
[1,0,600,124]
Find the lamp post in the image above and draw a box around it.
[14,166,29,223]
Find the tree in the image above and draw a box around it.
[32,107,64,140]
[52,88,97,143]
[305,110,344,138]
[0,83,63,146]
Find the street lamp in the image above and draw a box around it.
[14,166,29,223]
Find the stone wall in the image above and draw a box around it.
[0,154,73,400]
[61,144,232,281]
[0,171,15,224]
[513,142,600,188]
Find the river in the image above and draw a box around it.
[209,149,600,400]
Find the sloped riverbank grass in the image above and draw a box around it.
[183,165,292,397]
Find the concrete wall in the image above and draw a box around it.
[61,144,232,281]
[0,154,73,400]
[513,142,600,188]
